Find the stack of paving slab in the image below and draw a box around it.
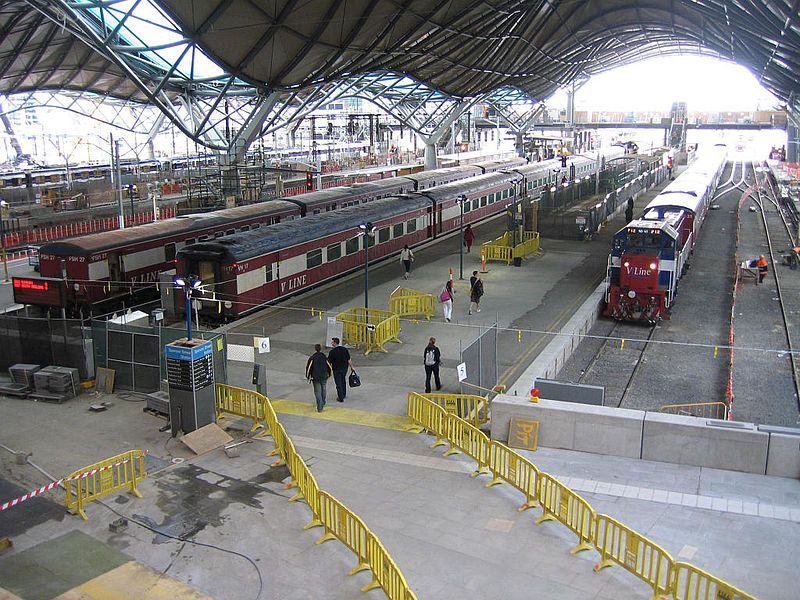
[0,364,41,397]
[30,365,80,403]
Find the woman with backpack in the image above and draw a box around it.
[423,337,441,393]
[440,280,455,322]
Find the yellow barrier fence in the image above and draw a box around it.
[485,441,539,511]
[422,392,489,427]
[513,231,540,261]
[268,422,288,466]
[481,231,540,265]
[594,514,674,599]
[535,471,596,554]
[660,402,728,420]
[215,384,269,433]
[388,287,436,320]
[672,561,757,600]
[443,414,491,477]
[406,392,448,448]
[337,307,402,355]
[316,490,371,576]
[282,436,322,530]
[65,450,146,521]
[362,533,418,599]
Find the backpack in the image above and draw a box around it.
[425,349,436,366]
[439,288,450,302]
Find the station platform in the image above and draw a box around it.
[1,174,798,599]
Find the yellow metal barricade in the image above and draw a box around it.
[215,384,269,433]
[422,392,489,427]
[485,441,539,511]
[535,471,596,554]
[65,450,146,521]
[389,287,436,320]
[336,307,402,355]
[443,413,491,477]
[363,533,418,598]
[594,514,674,599]
[268,422,288,466]
[406,392,448,448]
[481,231,540,265]
[512,232,540,261]
[672,561,757,600]
[316,491,370,576]
[660,402,728,420]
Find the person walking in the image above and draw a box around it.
[757,254,769,284]
[469,271,484,315]
[440,280,455,322]
[306,344,333,412]
[328,337,353,403]
[464,224,475,253]
[423,337,442,393]
[399,245,414,279]
[625,197,634,224]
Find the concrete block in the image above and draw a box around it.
[490,395,644,459]
[763,429,800,478]
[642,413,768,474]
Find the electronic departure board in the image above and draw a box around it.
[12,277,65,307]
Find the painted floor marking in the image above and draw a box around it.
[271,399,414,432]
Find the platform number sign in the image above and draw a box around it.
[254,337,271,354]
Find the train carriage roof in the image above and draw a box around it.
[39,199,299,256]
[178,195,431,263]
[417,172,516,202]
[644,191,706,216]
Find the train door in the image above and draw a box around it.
[426,204,434,238]
[108,253,122,289]
[436,202,442,235]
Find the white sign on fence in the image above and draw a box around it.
[254,336,271,354]
[325,317,344,347]
[227,344,255,363]
[457,362,468,382]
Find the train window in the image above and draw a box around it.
[199,235,209,242]
[472,199,479,211]
[406,218,417,233]
[165,243,176,262]
[307,249,323,268]
[251,223,260,229]
[214,232,224,238]
[463,201,471,214]
[378,227,390,244]
[345,236,360,255]
[226,229,235,235]
[240,226,250,232]
[327,242,342,261]
[185,238,196,245]
[480,196,488,207]
[393,223,404,238]
[265,263,273,283]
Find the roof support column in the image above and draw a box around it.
[227,92,281,164]
[415,100,471,170]
[787,110,799,163]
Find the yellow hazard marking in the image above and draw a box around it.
[518,330,522,343]
[621,338,625,349]
[77,561,212,599]
[714,346,718,359]
[272,399,414,432]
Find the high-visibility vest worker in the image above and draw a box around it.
[757,255,769,283]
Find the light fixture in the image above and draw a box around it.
[174,277,187,287]
[649,262,657,270]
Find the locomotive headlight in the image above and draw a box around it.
[623,261,630,268]
[649,262,657,270]
[627,290,637,298]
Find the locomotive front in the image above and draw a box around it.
[604,222,675,322]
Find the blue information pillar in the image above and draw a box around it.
[165,338,215,437]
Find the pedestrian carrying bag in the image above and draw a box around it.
[439,289,449,302]
[348,371,361,388]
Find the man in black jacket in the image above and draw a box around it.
[328,337,354,403]
[306,344,333,412]
[423,337,442,393]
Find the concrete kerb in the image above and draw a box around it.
[506,283,605,397]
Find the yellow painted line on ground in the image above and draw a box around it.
[71,561,212,600]
[271,399,414,432]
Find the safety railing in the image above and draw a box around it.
[672,561,758,600]
[480,230,541,265]
[336,307,402,355]
[443,414,491,477]
[215,384,269,433]
[405,391,755,600]
[217,384,417,599]
[594,514,674,599]
[64,449,146,521]
[421,392,489,427]
[512,232,541,261]
[536,471,596,554]
[485,441,539,511]
[388,287,436,321]
[660,402,728,420]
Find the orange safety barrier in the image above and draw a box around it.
[215,384,269,433]
[672,561,757,600]
[362,533,418,598]
[594,513,674,599]
[316,490,370,576]
[535,471,596,554]
[443,413,491,477]
[64,450,146,521]
[406,392,448,448]
[485,441,539,511]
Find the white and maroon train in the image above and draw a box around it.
[21,159,528,315]
[603,145,728,322]
[177,152,618,321]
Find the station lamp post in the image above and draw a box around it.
[0,199,8,282]
[359,222,376,308]
[174,276,202,340]
[457,195,467,280]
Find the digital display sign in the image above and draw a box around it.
[12,277,65,307]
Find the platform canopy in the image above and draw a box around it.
[2,0,799,154]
